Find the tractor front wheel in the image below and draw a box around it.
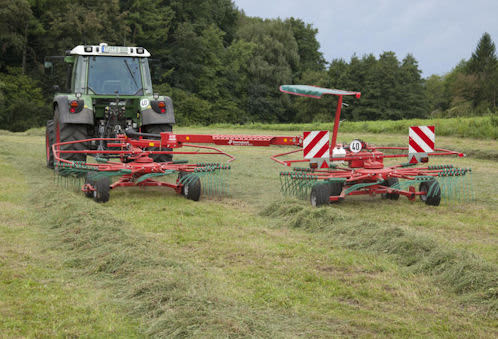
[419,179,441,206]
[310,183,330,207]
[183,176,201,201]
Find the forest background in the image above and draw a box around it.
[0,0,497,131]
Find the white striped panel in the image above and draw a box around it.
[305,132,329,159]
[409,128,433,153]
[419,126,435,143]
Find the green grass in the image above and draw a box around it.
[0,144,141,337]
[0,127,497,337]
[203,115,498,140]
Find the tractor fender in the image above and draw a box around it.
[54,95,94,125]
[141,96,176,126]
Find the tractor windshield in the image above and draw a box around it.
[88,56,148,95]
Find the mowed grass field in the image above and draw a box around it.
[0,126,496,337]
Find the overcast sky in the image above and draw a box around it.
[232,0,498,77]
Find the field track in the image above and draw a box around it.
[0,127,496,337]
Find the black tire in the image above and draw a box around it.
[310,182,330,207]
[93,176,110,203]
[183,176,201,201]
[46,120,55,168]
[381,177,400,200]
[142,124,173,162]
[55,106,88,162]
[84,171,97,198]
[419,179,441,206]
[328,181,343,196]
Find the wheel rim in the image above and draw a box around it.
[184,184,189,197]
[310,192,317,207]
[420,184,428,201]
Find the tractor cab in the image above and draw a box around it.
[69,43,153,97]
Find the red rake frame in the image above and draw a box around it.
[50,85,467,205]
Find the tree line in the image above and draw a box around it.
[0,0,496,131]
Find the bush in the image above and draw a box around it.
[0,68,50,132]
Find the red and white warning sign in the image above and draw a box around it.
[408,126,435,163]
[303,131,330,159]
[409,126,435,154]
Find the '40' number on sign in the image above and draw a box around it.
[350,140,362,153]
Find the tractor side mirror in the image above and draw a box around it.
[44,61,53,69]
[53,85,60,92]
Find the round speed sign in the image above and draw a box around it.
[349,139,363,153]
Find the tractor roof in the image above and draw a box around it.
[70,43,151,57]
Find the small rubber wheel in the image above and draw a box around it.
[419,179,441,206]
[84,171,97,198]
[183,176,201,201]
[46,120,55,168]
[381,177,400,200]
[93,176,111,203]
[310,182,330,207]
[328,182,343,196]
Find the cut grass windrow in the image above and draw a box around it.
[261,200,498,316]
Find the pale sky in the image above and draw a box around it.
[232,0,498,77]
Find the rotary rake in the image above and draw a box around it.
[53,135,232,203]
[51,84,472,206]
[274,85,472,206]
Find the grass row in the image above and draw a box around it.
[204,115,498,139]
[262,200,498,315]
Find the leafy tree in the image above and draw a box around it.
[286,17,326,77]
[0,67,48,131]
[399,54,427,118]
[466,32,497,110]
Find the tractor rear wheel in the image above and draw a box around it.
[46,120,55,168]
[142,124,173,162]
[381,177,400,200]
[310,182,330,207]
[93,176,110,203]
[183,175,201,201]
[419,179,441,206]
[54,106,88,162]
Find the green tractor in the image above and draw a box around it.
[45,43,175,168]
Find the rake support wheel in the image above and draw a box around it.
[419,179,441,206]
[183,175,201,201]
[310,182,330,207]
[381,177,400,200]
[93,176,111,203]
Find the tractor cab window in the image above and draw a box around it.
[88,56,144,95]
